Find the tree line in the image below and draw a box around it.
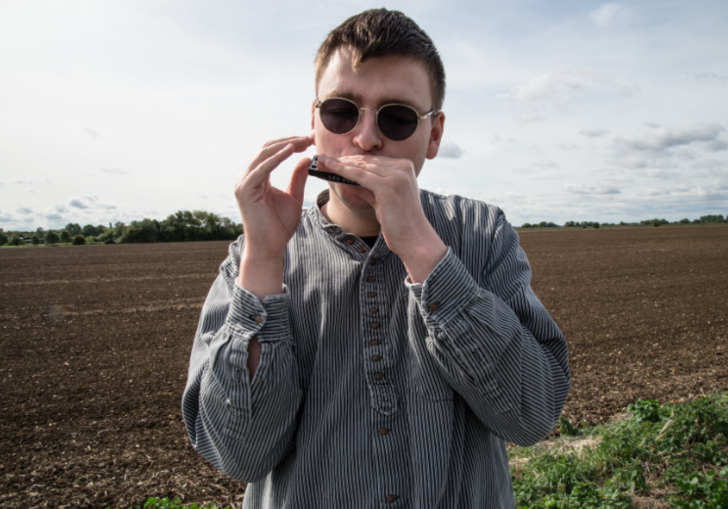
[0,210,243,246]
[521,215,727,229]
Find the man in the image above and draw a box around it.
[183,9,570,508]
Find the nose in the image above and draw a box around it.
[352,108,383,152]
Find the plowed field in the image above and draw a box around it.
[1,226,726,508]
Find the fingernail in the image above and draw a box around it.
[318,154,328,162]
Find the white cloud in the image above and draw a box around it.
[613,123,728,156]
[99,167,128,175]
[68,195,116,210]
[17,206,34,215]
[438,138,464,159]
[695,72,727,84]
[501,68,638,122]
[645,169,680,179]
[564,182,621,195]
[579,127,610,138]
[590,3,631,27]
[14,179,33,185]
[84,127,100,139]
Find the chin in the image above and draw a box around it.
[332,183,374,211]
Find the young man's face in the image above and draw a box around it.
[312,46,444,211]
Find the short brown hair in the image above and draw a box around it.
[315,9,446,112]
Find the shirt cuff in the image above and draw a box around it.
[225,283,290,342]
[406,247,479,326]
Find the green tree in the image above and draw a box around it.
[72,235,86,245]
[60,230,72,243]
[31,234,40,245]
[10,234,23,246]
[36,227,45,240]
[65,223,82,236]
[0,231,7,246]
[679,218,691,224]
[593,222,600,229]
[651,219,661,227]
[45,231,59,245]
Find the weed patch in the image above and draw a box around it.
[510,394,728,508]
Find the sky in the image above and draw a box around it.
[1,0,727,231]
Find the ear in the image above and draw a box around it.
[425,112,446,160]
[311,99,317,131]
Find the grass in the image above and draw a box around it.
[509,393,728,508]
[109,395,728,509]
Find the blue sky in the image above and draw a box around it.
[1,0,727,230]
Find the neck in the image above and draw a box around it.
[320,191,381,237]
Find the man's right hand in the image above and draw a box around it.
[235,135,313,299]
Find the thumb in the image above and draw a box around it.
[287,157,311,203]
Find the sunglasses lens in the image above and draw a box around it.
[378,105,419,141]
[319,99,360,135]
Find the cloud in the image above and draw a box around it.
[17,206,34,215]
[68,195,117,210]
[0,212,13,222]
[645,169,680,179]
[84,127,100,139]
[613,123,728,156]
[45,213,64,221]
[512,159,558,175]
[564,182,621,195]
[501,68,639,122]
[99,167,128,175]
[590,3,631,27]
[14,179,33,185]
[55,204,68,213]
[438,139,464,159]
[695,72,727,84]
[579,127,610,138]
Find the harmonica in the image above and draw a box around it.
[308,155,361,187]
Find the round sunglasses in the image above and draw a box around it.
[315,97,435,142]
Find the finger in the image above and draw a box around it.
[321,155,390,178]
[249,136,312,172]
[286,157,311,204]
[244,143,296,188]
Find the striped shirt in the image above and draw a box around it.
[182,189,571,508]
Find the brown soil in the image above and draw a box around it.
[1,226,726,508]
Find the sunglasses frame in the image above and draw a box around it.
[315,97,435,141]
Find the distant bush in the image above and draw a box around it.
[679,218,690,224]
[45,231,59,245]
[651,219,661,227]
[60,230,71,243]
[0,231,7,246]
[10,234,23,247]
[72,235,86,245]
[521,223,533,228]
[593,222,600,229]
[31,234,40,245]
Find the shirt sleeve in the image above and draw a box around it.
[406,213,571,446]
[181,238,303,482]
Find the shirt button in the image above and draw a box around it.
[366,276,374,283]
[428,304,438,313]
[359,248,366,253]
[386,495,397,504]
[371,339,379,346]
[371,322,379,330]
[254,315,262,324]
[379,427,388,435]
[346,238,354,245]
[370,260,376,266]
[368,292,376,298]
[372,354,381,362]
[370,307,378,314]
[374,372,383,381]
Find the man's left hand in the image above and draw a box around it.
[319,154,447,284]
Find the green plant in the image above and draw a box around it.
[72,235,86,245]
[60,230,71,243]
[511,394,728,508]
[10,234,23,246]
[108,496,231,509]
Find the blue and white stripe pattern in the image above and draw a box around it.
[183,189,571,508]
